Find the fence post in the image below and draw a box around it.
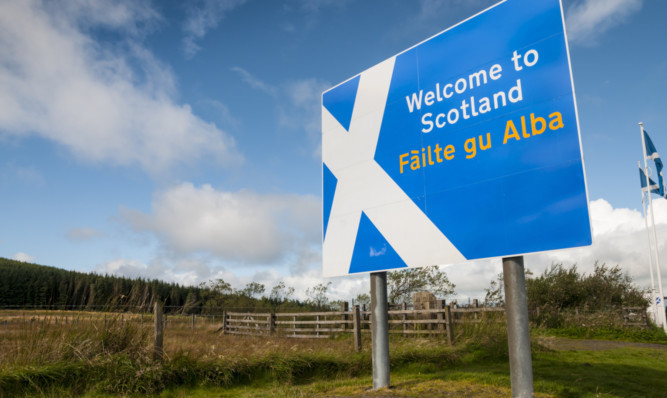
[436,300,445,335]
[353,305,362,352]
[401,302,408,337]
[269,313,276,335]
[191,314,196,330]
[445,304,453,345]
[316,314,321,337]
[153,302,164,362]
[342,301,349,332]
[221,311,227,334]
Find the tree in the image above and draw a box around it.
[484,269,532,307]
[208,279,233,295]
[199,278,233,312]
[354,293,370,307]
[516,262,647,311]
[269,281,294,303]
[581,262,646,308]
[239,282,265,299]
[484,273,504,307]
[387,266,455,304]
[183,291,199,314]
[306,282,332,310]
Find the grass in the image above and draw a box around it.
[0,310,666,397]
[153,344,667,398]
[534,324,667,344]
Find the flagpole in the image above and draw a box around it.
[640,122,667,332]
[639,160,660,324]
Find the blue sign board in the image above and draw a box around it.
[322,0,592,277]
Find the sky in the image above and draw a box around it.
[1,0,667,303]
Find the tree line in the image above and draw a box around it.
[0,257,648,315]
[0,257,330,313]
[0,257,203,311]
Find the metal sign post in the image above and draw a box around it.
[503,256,533,397]
[370,271,390,389]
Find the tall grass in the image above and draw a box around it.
[0,309,664,396]
[0,309,507,396]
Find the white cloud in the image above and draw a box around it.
[230,66,328,157]
[13,252,35,263]
[0,0,241,175]
[67,227,105,242]
[278,78,330,157]
[98,257,202,287]
[46,0,160,35]
[0,163,44,186]
[182,0,247,58]
[280,0,353,33]
[95,255,349,304]
[230,67,278,96]
[120,182,321,264]
[565,0,642,46]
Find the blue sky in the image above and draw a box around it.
[1,0,666,302]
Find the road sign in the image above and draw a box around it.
[322,0,591,277]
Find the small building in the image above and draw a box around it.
[413,291,436,310]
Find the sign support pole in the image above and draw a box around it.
[503,256,533,398]
[370,271,390,390]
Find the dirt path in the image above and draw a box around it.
[537,336,667,351]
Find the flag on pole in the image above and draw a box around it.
[640,167,660,194]
[643,129,665,197]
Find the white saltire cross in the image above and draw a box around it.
[322,58,464,277]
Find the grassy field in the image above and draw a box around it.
[0,310,665,397]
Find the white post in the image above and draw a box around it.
[639,162,660,324]
[640,122,667,332]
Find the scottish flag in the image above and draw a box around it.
[644,129,665,197]
[640,167,660,195]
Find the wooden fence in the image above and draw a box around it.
[216,303,650,350]
[219,302,506,348]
